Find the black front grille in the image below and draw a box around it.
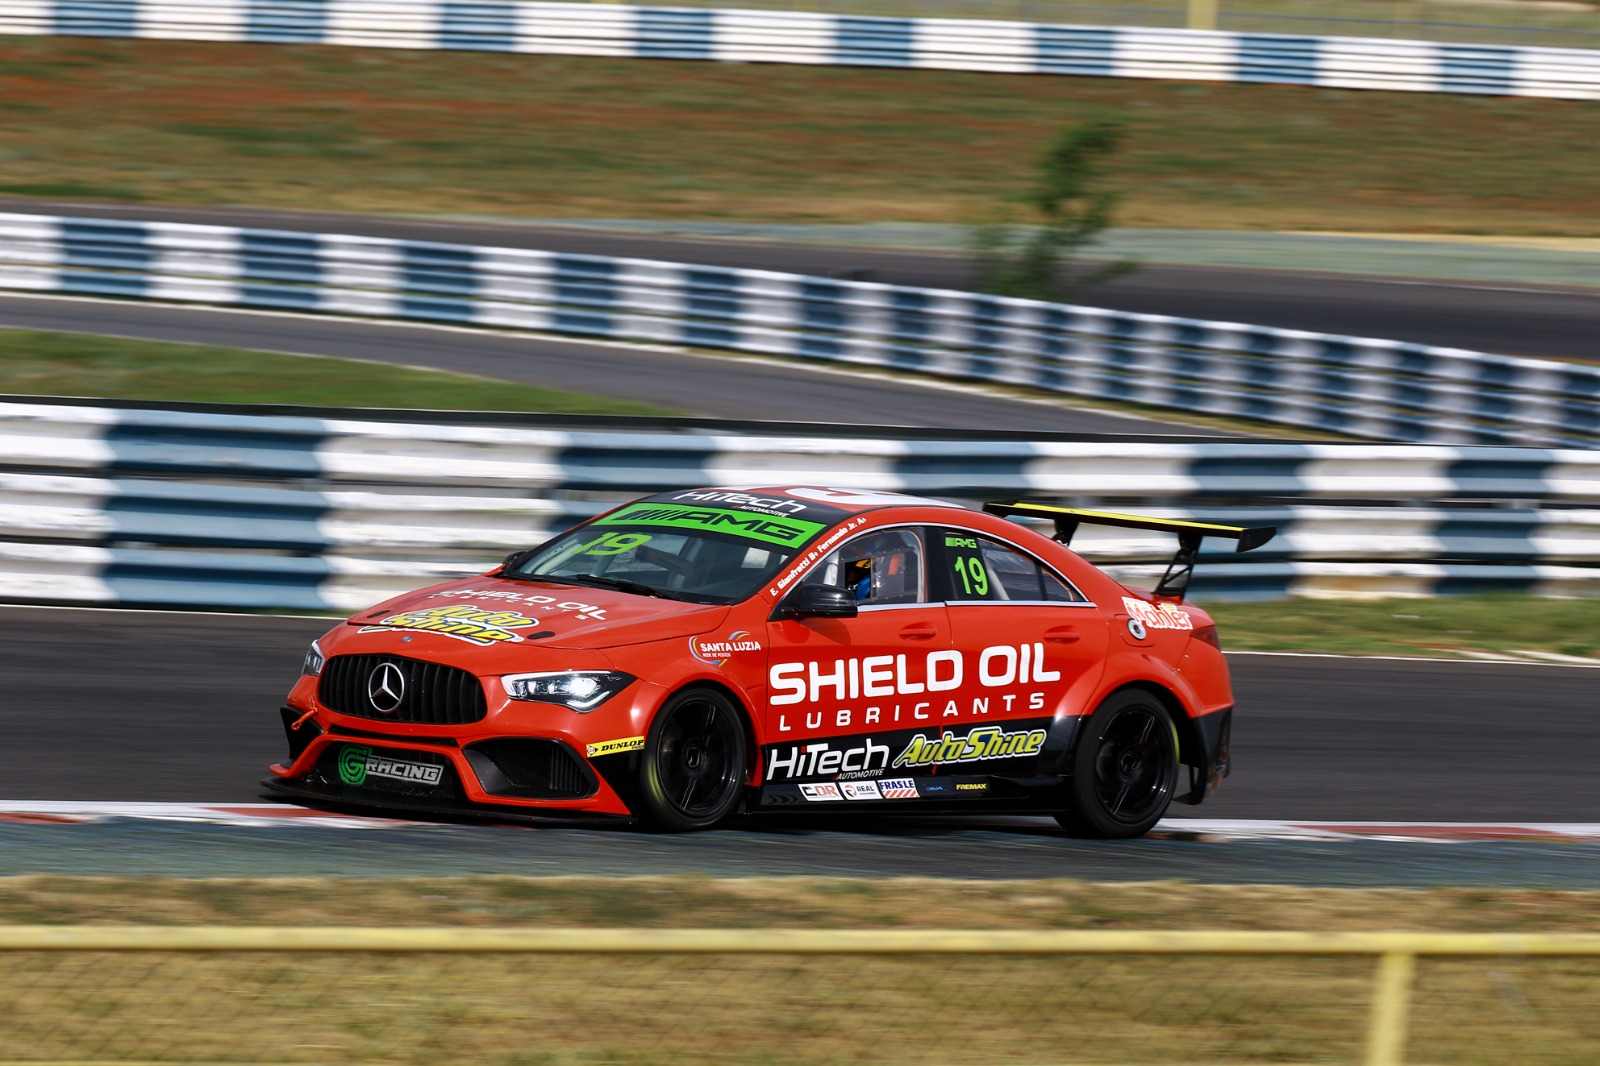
[319,654,487,725]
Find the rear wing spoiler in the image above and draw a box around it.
[982,501,1276,602]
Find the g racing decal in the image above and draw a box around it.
[585,736,646,758]
[1122,596,1194,632]
[337,746,444,788]
[769,642,1060,734]
[893,725,1047,769]
[690,630,761,668]
[361,604,541,646]
[596,502,824,548]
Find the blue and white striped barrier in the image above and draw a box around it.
[2,212,1597,448]
[2,2,1597,100]
[1,399,1597,609]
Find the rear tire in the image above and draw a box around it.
[636,688,748,832]
[1055,690,1181,839]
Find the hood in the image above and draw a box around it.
[347,576,731,650]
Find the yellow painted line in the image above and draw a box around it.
[3,927,1600,956]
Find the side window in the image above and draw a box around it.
[940,529,1084,603]
[799,528,925,606]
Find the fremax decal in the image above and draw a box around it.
[769,642,1061,733]
[1121,596,1194,632]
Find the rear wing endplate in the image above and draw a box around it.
[982,501,1276,602]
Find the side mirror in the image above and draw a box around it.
[775,584,858,620]
[500,549,533,575]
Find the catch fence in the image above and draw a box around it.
[1,926,1598,1065]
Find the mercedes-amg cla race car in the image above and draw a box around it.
[268,487,1273,837]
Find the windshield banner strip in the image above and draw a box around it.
[595,503,825,547]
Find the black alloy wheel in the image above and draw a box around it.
[1056,690,1181,839]
[637,688,748,831]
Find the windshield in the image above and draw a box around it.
[506,501,830,604]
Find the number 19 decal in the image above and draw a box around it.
[953,554,989,597]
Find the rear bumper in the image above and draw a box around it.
[1177,707,1232,805]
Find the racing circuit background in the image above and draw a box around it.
[1,2,1599,1064]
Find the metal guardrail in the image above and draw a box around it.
[2,213,1597,449]
[2,1,1598,99]
[1,398,1597,609]
[2,926,1598,1066]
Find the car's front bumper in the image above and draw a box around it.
[268,671,668,817]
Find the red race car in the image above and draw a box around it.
[268,487,1273,837]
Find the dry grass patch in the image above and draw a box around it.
[1,37,1595,233]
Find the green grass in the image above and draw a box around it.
[0,329,675,415]
[1207,594,1600,660]
[0,37,1594,234]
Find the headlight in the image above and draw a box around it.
[502,670,633,712]
[301,640,326,677]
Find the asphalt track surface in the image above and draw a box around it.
[5,606,1593,821]
[11,200,1598,360]
[0,295,1193,433]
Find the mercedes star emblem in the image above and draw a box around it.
[367,662,406,714]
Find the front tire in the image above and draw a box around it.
[1055,690,1181,839]
[636,688,748,832]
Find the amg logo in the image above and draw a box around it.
[767,737,891,781]
[628,507,813,546]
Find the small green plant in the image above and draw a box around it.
[971,119,1136,302]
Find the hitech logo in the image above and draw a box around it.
[767,737,890,781]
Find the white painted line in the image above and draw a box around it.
[1223,649,1600,670]
[1162,819,1600,843]
[3,805,1600,842]
[0,603,340,622]
[0,802,425,829]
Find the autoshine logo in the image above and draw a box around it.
[892,725,1047,769]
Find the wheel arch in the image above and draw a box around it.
[1090,680,1211,805]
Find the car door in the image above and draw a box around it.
[933,526,1108,733]
[762,526,951,794]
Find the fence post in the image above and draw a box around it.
[1365,950,1416,1066]
[1187,0,1219,30]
